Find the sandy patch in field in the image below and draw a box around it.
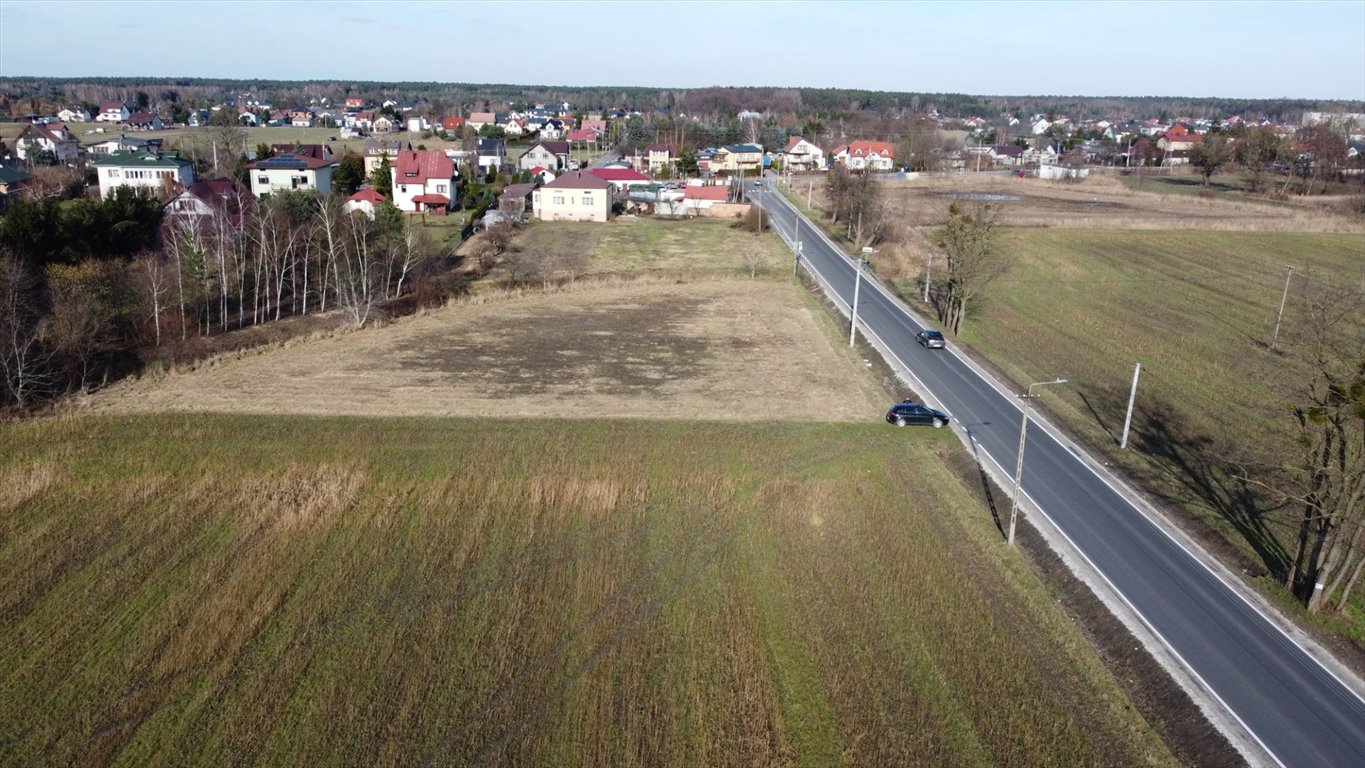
[84,279,888,422]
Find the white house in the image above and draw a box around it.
[95,101,129,123]
[519,140,570,171]
[532,170,615,222]
[245,153,336,198]
[92,151,195,199]
[15,123,80,163]
[164,178,252,220]
[390,150,457,214]
[57,105,91,123]
[87,135,163,156]
[780,136,825,171]
[832,141,895,171]
[406,116,429,133]
[343,188,386,219]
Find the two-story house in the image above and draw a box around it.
[391,150,458,214]
[364,139,412,175]
[641,143,677,173]
[92,151,195,199]
[15,122,80,163]
[531,170,615,222]
[519,140,570,171]
[290,109,315,128]
[87,134,164,155]
[163,178,253,222]
[57,105,91,123]
[832,141,895,171]
[246,153,336,198]
[780,136,825,171]
[95,101,129,123]
[125,112,163,131]
[709,143,764,173]
[477,137,506,172]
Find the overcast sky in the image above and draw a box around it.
[1,0,1362,100]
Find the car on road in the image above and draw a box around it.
[885,401,950,428]
[916,329,946,349]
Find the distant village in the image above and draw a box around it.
[3,90,1363,226]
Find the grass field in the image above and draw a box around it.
[919,228,1365,639]
[0,414,1176,767]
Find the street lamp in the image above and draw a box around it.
[849,256,869,346]
[1009,378,1068,546]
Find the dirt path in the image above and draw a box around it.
[83,279,888,422]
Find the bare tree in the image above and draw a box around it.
[0,255,50,408]
[933,202,1007,335]
[42,262,108,390]
[337,211,382,328]
[136,250,169,346]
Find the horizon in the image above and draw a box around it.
[1,0,1363,101]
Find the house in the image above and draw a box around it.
[372,115,398,133]
[238,111,260,126]
[124,112,163,131]
[343,188,386,219]
[290,109,315,128]
[832,140,895,171]
[531,170,615,222]
[390,150,458,214]
[529,165,556,184]
[539,118,565,139]
[406,116,429,133]
[467,111,499,130]
[634,143,677,173]
[15,122,80,163]
[498,182,537,220]
[57,105,91,123]
[344,97,365,110]
[780,136,825,171]
[589,167,652,194]
[442,116,466,132]
[364,139,412,175]
[519,140,570,171]
[186,109,210,127]
[581,118,607,134]
[92,151,195,199]
[681,184,730,213]
[501,117,527,137]
[991,144,1024,166]
[1031,118,1052,135]
[566,128,600,144]
[476,137,506,171]
[353,111,376,130]
[88,134,164,156]
[95,101,129,123]
[0,165,32,212]
[1158,125,1202,153]
[272,143,333,162]
[163,178,252,221]
[246,153,336,198]
[709,143,764,173]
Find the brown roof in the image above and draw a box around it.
[530,140,570,156]
[542,170,613,191]
[499,182,537,200]
[271,143,331,160]
[126,112,159,124]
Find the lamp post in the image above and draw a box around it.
[1271,264,1295,350]
[1009,378,1068,546]
[849,256,869,346]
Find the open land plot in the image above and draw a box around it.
[84,279,888,422]
[0,414,1178,767]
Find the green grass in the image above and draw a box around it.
[0,414,1176,767]
[936,228,1365,639]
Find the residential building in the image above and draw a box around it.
[539,118,565,139]
[780,136,825,171]
[528,165,556,184]
[991,144,1024,166]
[589,167,652,194]
[164,178,252,221]
[581,118,608,134]
[372,115,398,133]
[88,135,164,156]
[477,137,506,172]
[531,170,615,222]
[0,166,32,211]
[124,112,163,131]
[290,109,315,127]
[344,97,365,110]
[95,101,129,123]
[364,139,412,175]
[519,140,570,171]
[636,143,678,173]
[467,111,499,130]
[681,184,729,213]
[390,150,457,214]
[832,140,895,171]
[270,143,333,162]
[92,151,195,199]
[406,116,430,133]
[57,105,91,123]
[442,116,466,132]
[566,128,600,144]
[343,188,386,219]
[498,182,537,221]
[15,122,80,163]
[1157,124,1202,153]
[246,153,336,198]
[709,143,764,173]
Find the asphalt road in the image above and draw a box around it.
[752,183,1365,768]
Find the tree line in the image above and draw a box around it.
[0,188,447,410]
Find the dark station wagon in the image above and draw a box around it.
[885,401,951,428]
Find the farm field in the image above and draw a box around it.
[0,414,1178,766]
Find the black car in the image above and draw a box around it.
[886,401,950,428]
[916,329,946,349]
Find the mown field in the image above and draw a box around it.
[0,415,1176,767]
[940,228,1365,637]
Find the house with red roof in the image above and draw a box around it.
[529,165,556,184]
[780,136,825,171]
[588,167,651,193]
[1157,124,1202,153]
[832,140,895,171]
[581,118,608,134]
[344,98,365,110]
[532,170,615,222]
[682,184,729,213]
[391,150,458,214]
[442,116,466,132]
[566,128,600,144]
[343,188,387,219]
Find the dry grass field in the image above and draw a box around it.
[0,415,1178,767]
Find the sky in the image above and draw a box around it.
[1,0,1362,100]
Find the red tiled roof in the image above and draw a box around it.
[530,165,551,175]
[590,168,650,182]
[412,193,450,204]
[348,188,386,203]
[394,150,455,183]
[844,140,893,158]
[566,129,599,142]
[542,170,613,191]
[442,117,466,130]
[683,185,728,201]
[783,136,811,153]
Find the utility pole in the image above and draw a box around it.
[1271,264,1295,349]
[923,251,932,303]
[793,216,802,278]
[1120,363,1141,450]
[1009,378,1068,546]
[849,258,867,347]
[807,180,813,208]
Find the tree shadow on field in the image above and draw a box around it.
[1135,409,1290,581]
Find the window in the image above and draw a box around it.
[553,195,564,205]
[108,169,120,178]
[436,184,446,194]
[582,193,592,204]
[258,175,269,186]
